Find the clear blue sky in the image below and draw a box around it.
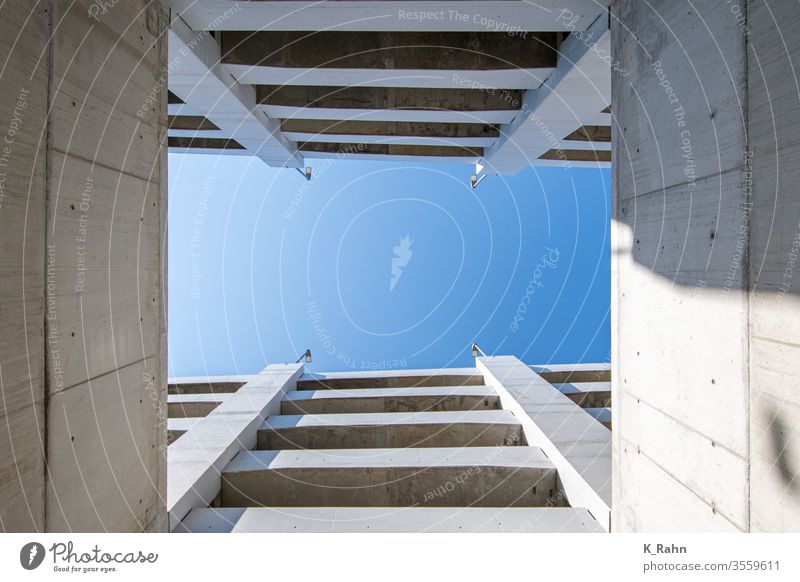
[167,153,610,376]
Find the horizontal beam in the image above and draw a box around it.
[168,115,219,131]
[564,125,612,142]
[177,507,604,533]
[299,142,483,158]
[221,31,557,70]
[281,119,499,138]
[167,1,610,32]
[257,85,522,112]
[287,134,496,148]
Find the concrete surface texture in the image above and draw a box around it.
[171,360,609,533]
[0,0,168,532]
[611,0,800,532]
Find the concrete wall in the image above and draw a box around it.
[746,0,800,533]
[1,0,169,532]
[611,0,800,532]
[0,2,50,533]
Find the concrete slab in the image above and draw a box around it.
[221,447,557,508]
[281,386,500,414]
[177,506,603,533]
[258,410,523,449]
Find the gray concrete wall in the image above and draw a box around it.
[611,0,800,532]
[0,2,50,533]
[1,0,168,531]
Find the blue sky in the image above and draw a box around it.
[167,153,610,376]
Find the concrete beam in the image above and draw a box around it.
[282,118,499,138]
[257,84,522,112]
[177,506,604,533]
[282,386,500,414]
[263,105,517,125]
[221,447,558,507]
[298,368,484,389]
[167,1,610,32]
[298,142,482,158]
[283,118,499,146]
[258,410,523,449]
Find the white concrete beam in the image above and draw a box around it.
[477,356,612,531]
[166,1,611,32]
[260,105,517,124]
[285,132,497,148]
[226,65,553,91]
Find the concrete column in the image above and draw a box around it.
[611,0,800,531]
[0,0,169,531]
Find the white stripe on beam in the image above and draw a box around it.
[285,133,497,147]
[226,65,553,91]
[167,16,302,167]
[169,148,253,156]
[259,105,517,125]
[301,151,478,165]
[165,1,610,32]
